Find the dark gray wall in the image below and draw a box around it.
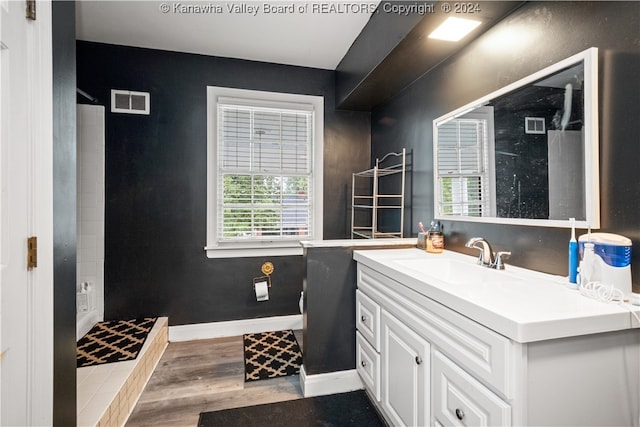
[371,1,640,290]
[76,42,371,324]
[52,2,77,425]
[303,247,357,375]
[303,243,415,375]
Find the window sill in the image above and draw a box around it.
[204,243,304,259]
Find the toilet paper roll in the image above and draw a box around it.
[255,281,269,302]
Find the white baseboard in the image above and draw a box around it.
[299,365,364,398]
[168,314,303,342]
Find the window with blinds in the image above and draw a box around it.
[218,103,313,241]
[436,118,490,217]
[206,86,323,257]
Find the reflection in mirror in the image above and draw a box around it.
[433,48,599,228]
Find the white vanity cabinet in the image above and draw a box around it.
[356,263,512,426]
[354,249,640,427]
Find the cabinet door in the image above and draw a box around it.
[381,311,430,427]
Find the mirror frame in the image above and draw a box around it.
[432,47,599,229]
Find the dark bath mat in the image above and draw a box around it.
[243,329,302,381]
[76,317,156,367]
[198,390,386,427]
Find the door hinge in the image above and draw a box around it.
[27,236,37,269]
[26,0,36,20]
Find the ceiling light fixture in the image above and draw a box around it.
[428,17,481,42]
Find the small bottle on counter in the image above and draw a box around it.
[426,220,444,254]
[417,221,427,249]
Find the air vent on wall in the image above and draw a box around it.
[525,117,545,134]
[111,89,150,115]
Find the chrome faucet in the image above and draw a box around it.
[465,237,495,267]
[465,237,511,270]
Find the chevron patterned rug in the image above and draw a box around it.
[77,318,156,367]
[243,329,303,382]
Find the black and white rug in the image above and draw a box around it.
[243,329,302,382]
[77,318,156,367]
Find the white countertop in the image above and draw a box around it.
[353,248,640,343]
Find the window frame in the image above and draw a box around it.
[434,107,496,218]
[205,86,324,258]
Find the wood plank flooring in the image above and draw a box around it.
[125,331,304,427]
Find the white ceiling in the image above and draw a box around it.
[76,1,380,70]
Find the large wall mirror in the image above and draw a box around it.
[433,47,599,228]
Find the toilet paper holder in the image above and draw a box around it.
[253,261,274,289]
[252,275,271,289]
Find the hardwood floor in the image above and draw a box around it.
[125,331,304,427]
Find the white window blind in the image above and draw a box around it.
[217,103,313,241]
[437,119,490,217]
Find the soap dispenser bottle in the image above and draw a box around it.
[426,220,444,254]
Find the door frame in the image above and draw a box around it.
[29,2,54,424]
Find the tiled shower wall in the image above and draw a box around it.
[77,104,105,339]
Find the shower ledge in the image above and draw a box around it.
[77,317,169,427]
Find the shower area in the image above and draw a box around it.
[76,103,105,339]
[75,102,168,427]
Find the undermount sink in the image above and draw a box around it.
[393,257,523,286]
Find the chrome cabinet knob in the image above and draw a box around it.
[361,360,367,367]
[360,315,367,322]
[415,356,422,365]
[455,408,465,420]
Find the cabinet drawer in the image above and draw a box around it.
[356,290,380,351]
[433,351,511,427]
[356,331,380,401]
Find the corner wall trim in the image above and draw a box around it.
[299,365,364,398]
[168,314,303,342]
